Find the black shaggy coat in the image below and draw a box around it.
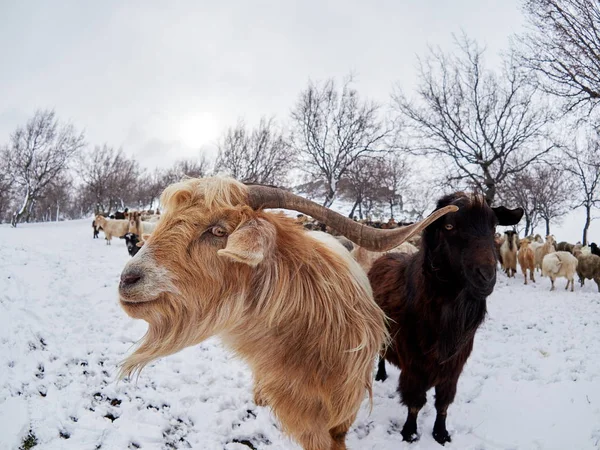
[370,193,523,445]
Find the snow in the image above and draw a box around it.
[0,219,599,450]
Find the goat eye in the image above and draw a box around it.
[444,224,454,231]
[210,226,227,237]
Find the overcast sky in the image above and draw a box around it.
[1,0,524,169]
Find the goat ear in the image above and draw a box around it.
[493,206,524,226]
[218,218,275,267]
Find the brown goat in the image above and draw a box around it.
[518,238,536,284]
[370,193,523,445]
[117,177,455,450]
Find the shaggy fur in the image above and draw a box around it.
[542,251,579,292]
[94,215,128,245]
[590,242,600,257]
[518,239,536,284]
[500,230,519,277]
[576,253,600,291]
[370,192,522,445]
[351,241,419,273]
[117,177,388,450]
[535,235,556,273]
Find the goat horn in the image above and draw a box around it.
[246,185,458,252]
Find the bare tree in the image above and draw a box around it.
[161,155,211,186]
[338,157,382,219]
[215,117,293,185]
[34,173,74,222]
[498,168,542,236]
[534,165,573,235]
[403,180,444,222]
[394,35,555,205]
[3,110,85,226]
[563,134,600,244]
[519,0,600,113]
[0,159,12,223]
[378,154,409,220]
[291,76,391,206]
[78,144,140,214]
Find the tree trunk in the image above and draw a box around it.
[389,201,394,220]
[323,189,335,208]
[484,178,496,205]
[583,206,591,245]
[545,218,550,236]
[56,202,60,222]
[358,202,363,220]
[524,217,531,237]
[12,187,32,227]
[348,198,360,219]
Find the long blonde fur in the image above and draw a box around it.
[118,177,388,450]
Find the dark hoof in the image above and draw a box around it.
[375,372,387,382]
[401,425,419,442]
[432,429,451,445]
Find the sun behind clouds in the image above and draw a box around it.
[177,112,221,149]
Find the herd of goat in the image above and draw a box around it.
[496,230,600,292]
[87,178,584,449]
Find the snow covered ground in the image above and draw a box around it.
[0,219,599,450]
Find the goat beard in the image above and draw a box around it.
[437,289,487,364]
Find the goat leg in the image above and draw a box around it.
[375,357,387,382]
[432,379,458,445]
[399,373,427,442]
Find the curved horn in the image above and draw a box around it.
[246,185,458,252]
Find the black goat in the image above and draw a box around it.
[590,242,600,257]
[120,232,140,257]
[370,193,523,445]
[92,220,101,239]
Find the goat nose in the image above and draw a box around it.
[476,266,496,283]
[120,270,142,289]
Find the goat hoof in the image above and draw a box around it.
[432,428,451,445]
[401,430,419,443]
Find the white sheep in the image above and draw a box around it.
[542,251,579,292]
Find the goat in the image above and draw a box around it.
[542,251,578,292]
[500,230,518,277]
[590,242,600,257]
[129,211,158,239]
[120,232,141,257]
[535,235,556,274]
[117,176,456,450]
[494,232,505,266]
[369,192,523,445]
[518,238,536,284]
[94,215,128,245]
[92,219,101,239]
[114,209,128,220]
[556,241,575,254]
[576,253,600,291]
